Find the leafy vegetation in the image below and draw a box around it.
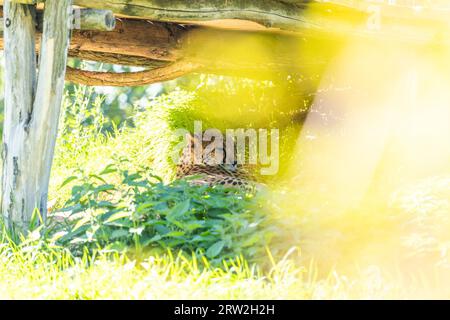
[1,73,450,299]
[49,165,273,263]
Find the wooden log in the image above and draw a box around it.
[1,0,72,231]
[0,8,116,31]
[66,0,450,43]
[63,25,334,86]
[9,0,37,4]
[28,0,72,222]
[0,11,184,62]
[1,1,449,45]
[0,15,333,85]
[66,60,202,86]
[66,18,184,63]
[74,0,309,31]
[71,8,116,31]
[2,0,450,35]
[1,1,37,231]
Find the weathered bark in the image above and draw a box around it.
[1,1,37,231]
[0,0,448,86]
[10,0,37,4]
[2,0,450,36]
[0,15,333,86]
[75,0,310,31]
[67,18,184,63]
[66,60,201,86]
[29,0,72,222]
[71,8,115,31]
[0,15,185,63]
[1,0,72,231]
[65,0,450,45]
[0,8,116,32]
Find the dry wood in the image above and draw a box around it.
[66,60,202,86]
[0,8,116,31]
[1,1,37,230]
[0,14,332,86]
[1,0,72,230]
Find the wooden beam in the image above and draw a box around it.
[74,0,310,31]
[0,12,184,62]
[9,0,37,4]
[28,0,72,221]
[1,0,72,231]
[0,15,334,86]
[0,8,116,31]
[66,0,450,44]
[70,8,116,31]
[63,23,334,86]
[66,60,202,86]
[1,0,37,231]
[1,1,449,45]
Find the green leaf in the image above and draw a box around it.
[163,231,185,238]
[206,240,225,258]
[105,211,131,224]
[110,229,129,239]
[99,164,117,175]
[72,216,91,232]
[184,221,205,232]
[142,234,162,245]
[136,202,155,213]
[89,174,108,184]
[154,224,170,235]
[168,199,190,219]
[94,184,116,193]
[60,176,78,189]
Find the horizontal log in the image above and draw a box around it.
[63,22,333,86]
[66,61,202,86]
[71,8,116,31]
[67,18,184,63]
[2,1,450,44]
[2,1,448,86]
[0,13,334,85]
[74,0,310,31]
[0,8,116,31]
[67,0,450,45]
[9,0,37,3]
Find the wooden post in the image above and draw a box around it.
[1,0,72,232]
[2,0,37,231]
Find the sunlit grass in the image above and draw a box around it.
[1,240,450,299]
[10,29,450,299]
[41,77,450,299]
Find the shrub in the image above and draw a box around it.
[49,163,274,264]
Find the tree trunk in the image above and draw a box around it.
[1,0,72,232]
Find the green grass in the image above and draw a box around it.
[1,241,450,299]
[2,82,450,299]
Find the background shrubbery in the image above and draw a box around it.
[49,164,274,264]
[47,76,305,264]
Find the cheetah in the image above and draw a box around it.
[175,132,257,191]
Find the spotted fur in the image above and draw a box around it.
[176,133,256,191]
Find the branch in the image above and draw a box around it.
[65,60,202,86]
